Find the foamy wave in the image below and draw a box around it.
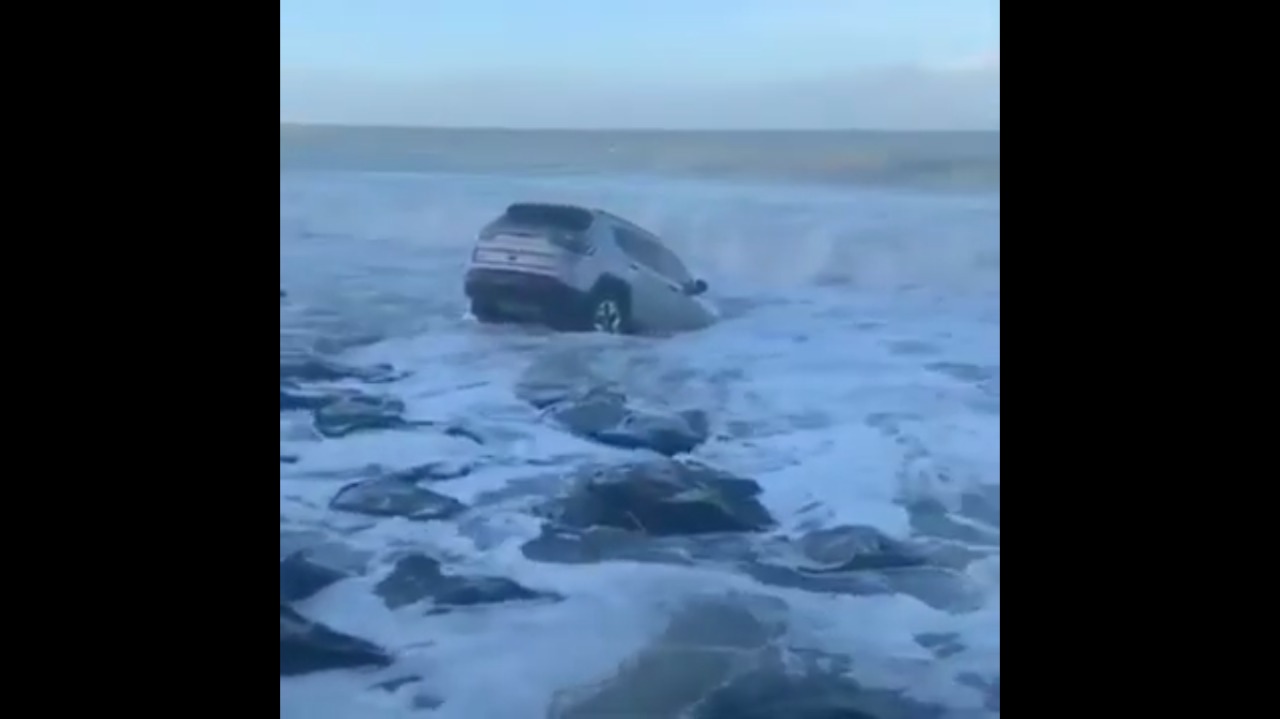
[280,166,1000,717]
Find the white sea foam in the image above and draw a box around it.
[281,166,999,718]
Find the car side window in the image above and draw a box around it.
[613,226,693,284]
[613,227,662,272]
[650,244,693,284]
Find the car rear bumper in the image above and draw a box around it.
[464,268,589,326]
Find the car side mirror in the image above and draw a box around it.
[685,279,708,296]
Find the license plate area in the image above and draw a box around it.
[493,296,543,318]
[474,248,557,269]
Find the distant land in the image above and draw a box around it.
[280,122,998,135]
[280,123,999,190]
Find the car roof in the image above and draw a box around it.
[594,209,653,234]
[501,203,663,242]
[502,203,595,232]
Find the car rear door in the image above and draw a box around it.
[644,242,712,331]
[611,226,684,331]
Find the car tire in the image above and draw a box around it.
[585,286,632,335]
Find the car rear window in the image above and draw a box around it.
[503,203,594,233]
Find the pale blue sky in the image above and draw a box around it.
[280,0,1000,129]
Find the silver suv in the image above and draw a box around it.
[464,203,716,334]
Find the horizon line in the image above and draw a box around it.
[280,121,999,134]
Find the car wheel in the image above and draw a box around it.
[587,288,631,334]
